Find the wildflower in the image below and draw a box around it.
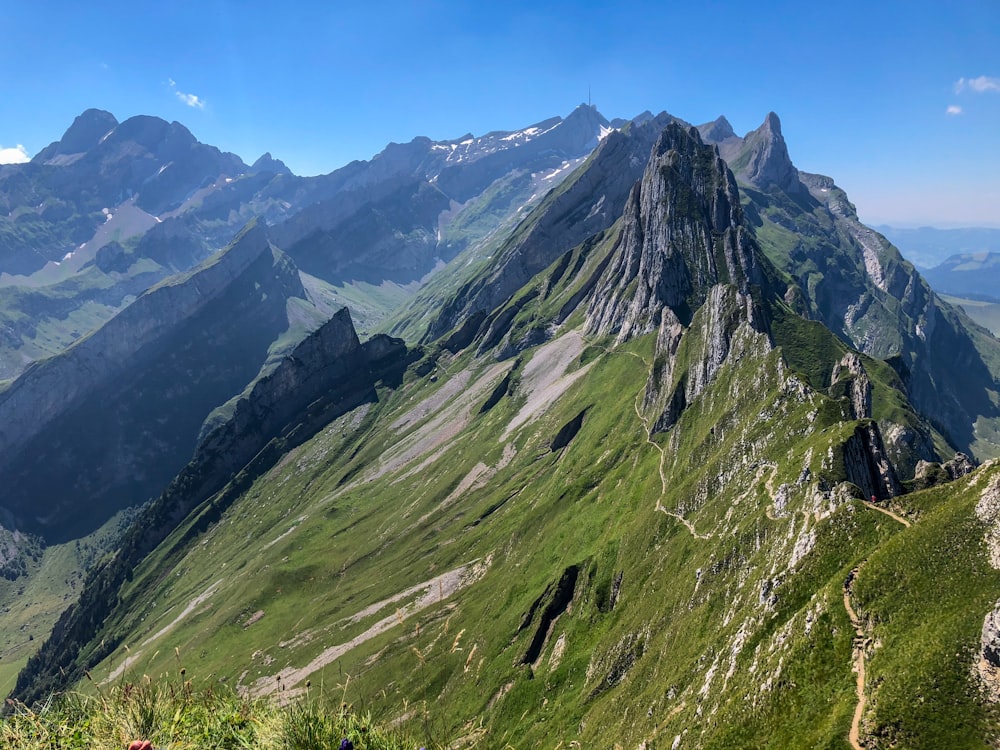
[340,740,354,750]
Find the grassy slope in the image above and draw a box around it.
[63,265,1000,748]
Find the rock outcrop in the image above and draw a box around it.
[583,122,769,432]
[425,112,678,342]
[586,122,762,340]
[732,112,806,196]
[831,352,872,419]
[982,602,1000,670]
[843,422,902,500]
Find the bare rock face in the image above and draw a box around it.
[831,352,872,419]
[426,112,677,343]
[843,422,903,500]
[584,123,768,432]
[976,473,1000,570]
[983,603,1000,668]
[735,112,806,196]
[944,452,976,478]
[586,122,761,341]
[647,284,771,433]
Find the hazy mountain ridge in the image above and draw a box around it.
[921,251,1000,302]
[0,105,612,379]
[0,221,318,543]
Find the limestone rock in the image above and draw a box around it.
[983,602,1000,668]
[586,122,761,341]
[831,352,872,419]
[735,112,805,195]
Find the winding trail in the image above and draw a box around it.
[862,500,911,528]
[615,346,712,539]
[842,498,911,749]
[844,568,867,750]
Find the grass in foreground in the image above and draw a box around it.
[2,675,423,750]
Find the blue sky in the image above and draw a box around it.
[1,0,997,227]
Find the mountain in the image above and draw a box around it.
[701,112,1000,466]
[921,251,1000,302]
[875,225,1000,270]
[7,107,1000,750]
[0,105,611,380]
[0,221,325,543]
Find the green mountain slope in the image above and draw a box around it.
[11,119,1000,750]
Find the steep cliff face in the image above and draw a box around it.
[586,122,762,340]
[705,113,1000,462]
[425,113,677,342]
[730,112,806,196]
[194,309,406,480]
[0,222,315,542]
[583,123,769,432]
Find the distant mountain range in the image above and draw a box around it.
[874,225,1000,270]
[2,104,1000,748]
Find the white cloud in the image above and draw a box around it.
[0,144,30,164]
[946,104,963,116]
[167,78,205,109]
[955,75,1000,94]
[175,91,205,109]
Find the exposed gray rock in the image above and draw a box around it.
[248,152,291,175]
[584,122,770,433]
[194,307,406,480]
[831,352,872,419]
[586,122,761,341]
[734,112,806,195]
[649,285,770,433]
[426,112,677,342]
[33,109,119,163]
[944,452,976,478]
[983,601,1000,668]
[843,422,903,500]
[976,473,1000,570]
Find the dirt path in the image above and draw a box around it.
[842,503,909,749]
[863,500,911,528]
[844,568,866,750]
[612,346,712,540]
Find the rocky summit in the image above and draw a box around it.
[2,105,1000,750]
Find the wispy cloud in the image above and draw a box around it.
[167,78,206,109]
[0,144,30,164]
[946,104,963,116]
[954,75,1000,94]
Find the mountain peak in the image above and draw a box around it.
[699,115,736,143]
[249,152,291,175]
[34,108,119,163]
[563,102,610,131]
[763,110,782,134]
[587,121,761,340]
[735,111,804,195]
